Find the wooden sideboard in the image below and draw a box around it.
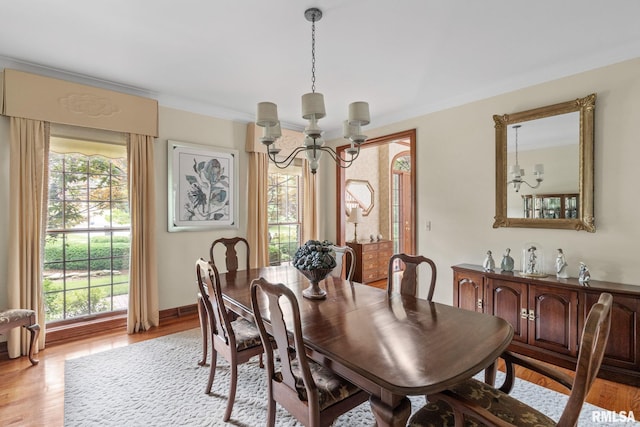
[347,240,393,284]
[452,263,640,386]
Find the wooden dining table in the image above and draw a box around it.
[219,265,514,427]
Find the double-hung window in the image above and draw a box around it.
[43,127,130,323]
[267,162,304,265]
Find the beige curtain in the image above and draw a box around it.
[7,118,49,357]
[302,160,319,242]
[127,134,159,333]
[247,152,269,268]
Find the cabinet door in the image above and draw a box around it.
[486,279,528,343]
[529,285,578,356]
[584,292,640,371]
[453,270,484,312]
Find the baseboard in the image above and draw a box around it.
[0,303,199,356]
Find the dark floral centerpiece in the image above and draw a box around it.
[293,240,337,300]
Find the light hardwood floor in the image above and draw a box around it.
[0,313,638,426]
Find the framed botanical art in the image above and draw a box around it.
[168,140,238,231]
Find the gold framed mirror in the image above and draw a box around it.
[493,94,596,232]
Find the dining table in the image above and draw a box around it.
[219,265,514,427]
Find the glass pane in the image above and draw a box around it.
[65,154,88,174]
[110,202,130,226]
[65,177,88,201]
[65,288,90,318]
[64,202,89,228]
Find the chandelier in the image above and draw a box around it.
[507,124,544,192]
[255,7,370,174]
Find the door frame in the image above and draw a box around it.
[335,129,416,254]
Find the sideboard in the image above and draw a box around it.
[452,263,640,386]
[347,240,393,284]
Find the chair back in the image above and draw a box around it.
[558,292,612,426]
[387,253,437,301]
[210,237,250,273]
[250,278,321,415]
[195,258,236,347]
[330,245,355,280]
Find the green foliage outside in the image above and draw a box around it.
[44,237,130,270]
[43,275,129,322]
[267,171,302,265]
[268,224,299,265]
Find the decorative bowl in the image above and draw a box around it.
[297,267,333,300]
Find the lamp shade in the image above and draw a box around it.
[348,206,363,224]
[348,102,370,126]
[256,102,279,127]
[260,121,281,145]
[302,92,326,120]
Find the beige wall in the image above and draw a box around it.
[1,57,639,313]
[323,57,640,303]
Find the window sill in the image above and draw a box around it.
[46,313,127,346]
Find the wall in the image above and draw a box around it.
[154,107,249,310]
[322,57,640,304]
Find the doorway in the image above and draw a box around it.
[336,129,416,256]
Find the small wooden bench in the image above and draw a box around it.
[0,309,40,365]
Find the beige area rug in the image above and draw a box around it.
[64,328,628,426]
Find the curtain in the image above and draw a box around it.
[246,152,269,268]
[127,134,159,333]
[7,118,49,357]
[302,160,319,242]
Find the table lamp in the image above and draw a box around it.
[348,207,363,242]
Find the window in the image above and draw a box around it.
[267,162,303,266]
[43,128,129,323]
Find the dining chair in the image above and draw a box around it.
[197,236,251,365]
[408,292,613,427]
[195,258,264,422]
[209,236,250,273]
[387,253,437,301]
[250,277,369,427]
[329,244,355,280]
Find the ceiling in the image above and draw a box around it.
[2,1,640,138]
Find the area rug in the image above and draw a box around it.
[64,328,629,427]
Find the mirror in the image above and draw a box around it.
[345,179,374,216]
[493,94,596,232]
[336,129,416,253]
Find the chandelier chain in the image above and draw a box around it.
[311,17,316,93]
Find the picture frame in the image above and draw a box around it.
[168,140,238,232]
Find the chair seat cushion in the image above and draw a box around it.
[230,317,262,351]
[409,378,556,427]
[289,359,362,411]
[0,309,35,324]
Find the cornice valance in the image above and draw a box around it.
[1,69,158,137]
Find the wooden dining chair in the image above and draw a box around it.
[197,236,251,365]
[408,292,613,427]
[210,236,250,273]
[195,258,264,422]
[329,244,355,280]
[250,277,369,427]
[387,253,437,301]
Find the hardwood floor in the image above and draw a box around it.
[0,314,200,427]
[0,313,638,426]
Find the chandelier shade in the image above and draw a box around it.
[255,7,370,174]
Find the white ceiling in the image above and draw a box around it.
[2,1,640,138]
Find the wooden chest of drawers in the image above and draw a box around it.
[346,240,393,284]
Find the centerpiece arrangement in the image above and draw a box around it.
[293,240,337,300]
